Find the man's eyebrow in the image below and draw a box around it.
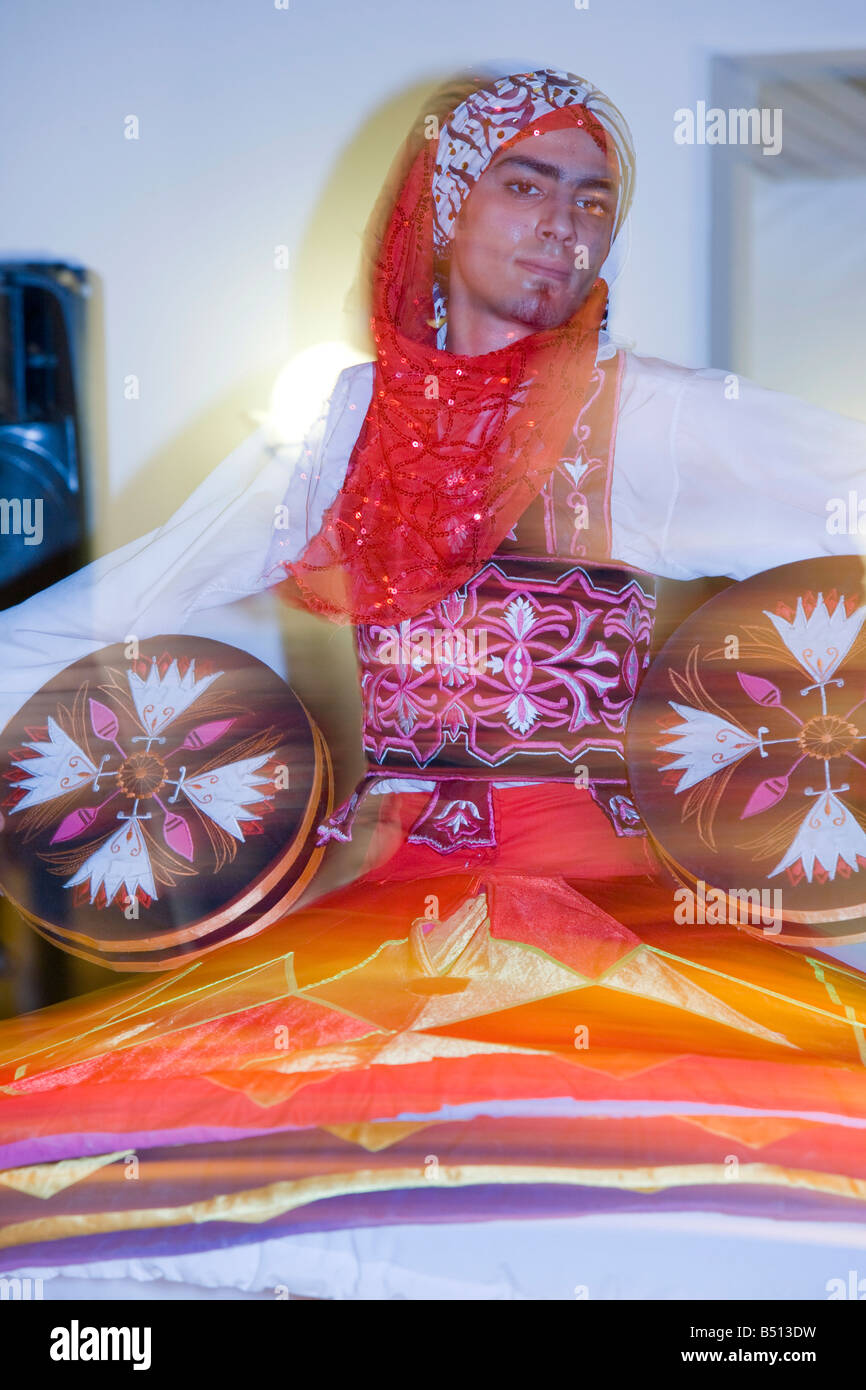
[495,154,616,191]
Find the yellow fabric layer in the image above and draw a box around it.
[320,1122,434,1152]
[1,1160,865,1251]
[0,1150,131,1199]
[601,947,796,1049]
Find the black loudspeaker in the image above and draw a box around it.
[0,261,89,607]
[0,263,91,1013]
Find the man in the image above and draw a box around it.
[2,70,860,720]
[1,68,866,1299]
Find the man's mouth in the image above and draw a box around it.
[516,258,572,283]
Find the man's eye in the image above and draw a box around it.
[506,180,540,196]
[577,196,609,215]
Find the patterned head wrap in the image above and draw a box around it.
[432,68,634,246]
[430,69,636,346]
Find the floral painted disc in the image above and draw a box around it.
[0,637,332,969]
[628,555,866,942]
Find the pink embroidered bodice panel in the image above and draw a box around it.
[352,354,657,838]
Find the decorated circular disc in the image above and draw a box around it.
[628,555,866,943]
[0,636,332,969]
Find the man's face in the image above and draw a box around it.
[446,126,618,344]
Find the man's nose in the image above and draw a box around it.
[536,195,577,243]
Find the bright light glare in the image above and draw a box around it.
[266,341,369,445]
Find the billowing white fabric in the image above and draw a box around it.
[7,1209,866,1299]
[0,352,864,733]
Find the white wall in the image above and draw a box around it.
[743,172,866,422]
[3,0,866,551]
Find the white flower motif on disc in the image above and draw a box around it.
[659,702,760,793]
[763,593,866,684]
[769,791,866,883]
[10,717,98,811]
[181,755,272,839]
[64,816,157,904]
[128,658,224,737]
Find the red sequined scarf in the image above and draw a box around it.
[280,104,610,625]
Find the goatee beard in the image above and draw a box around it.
[506,287,573,330]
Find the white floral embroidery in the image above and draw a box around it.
[10,718,97,811]
[434,800,482,837]
[659,703,760,792]
[64,816,157,904]
[128,658,223,737]
[764,594,866,684]
[506,693,540,735]
[560,455,589,490]
[769,791,866,883]
[181,754,272,839]
[504,596,536,639]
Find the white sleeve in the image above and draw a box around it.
[0,361,373,729]
[662,365,866,581]
[610,354,866,582]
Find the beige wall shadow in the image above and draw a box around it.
[93,75,441,553]
[53,76,449,998]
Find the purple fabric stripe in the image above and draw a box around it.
[2,1181,864,1276]
[0,1124,311,1171]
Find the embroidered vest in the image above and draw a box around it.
[352,352,657,843]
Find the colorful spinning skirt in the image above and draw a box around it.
[1,781,865,1285]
